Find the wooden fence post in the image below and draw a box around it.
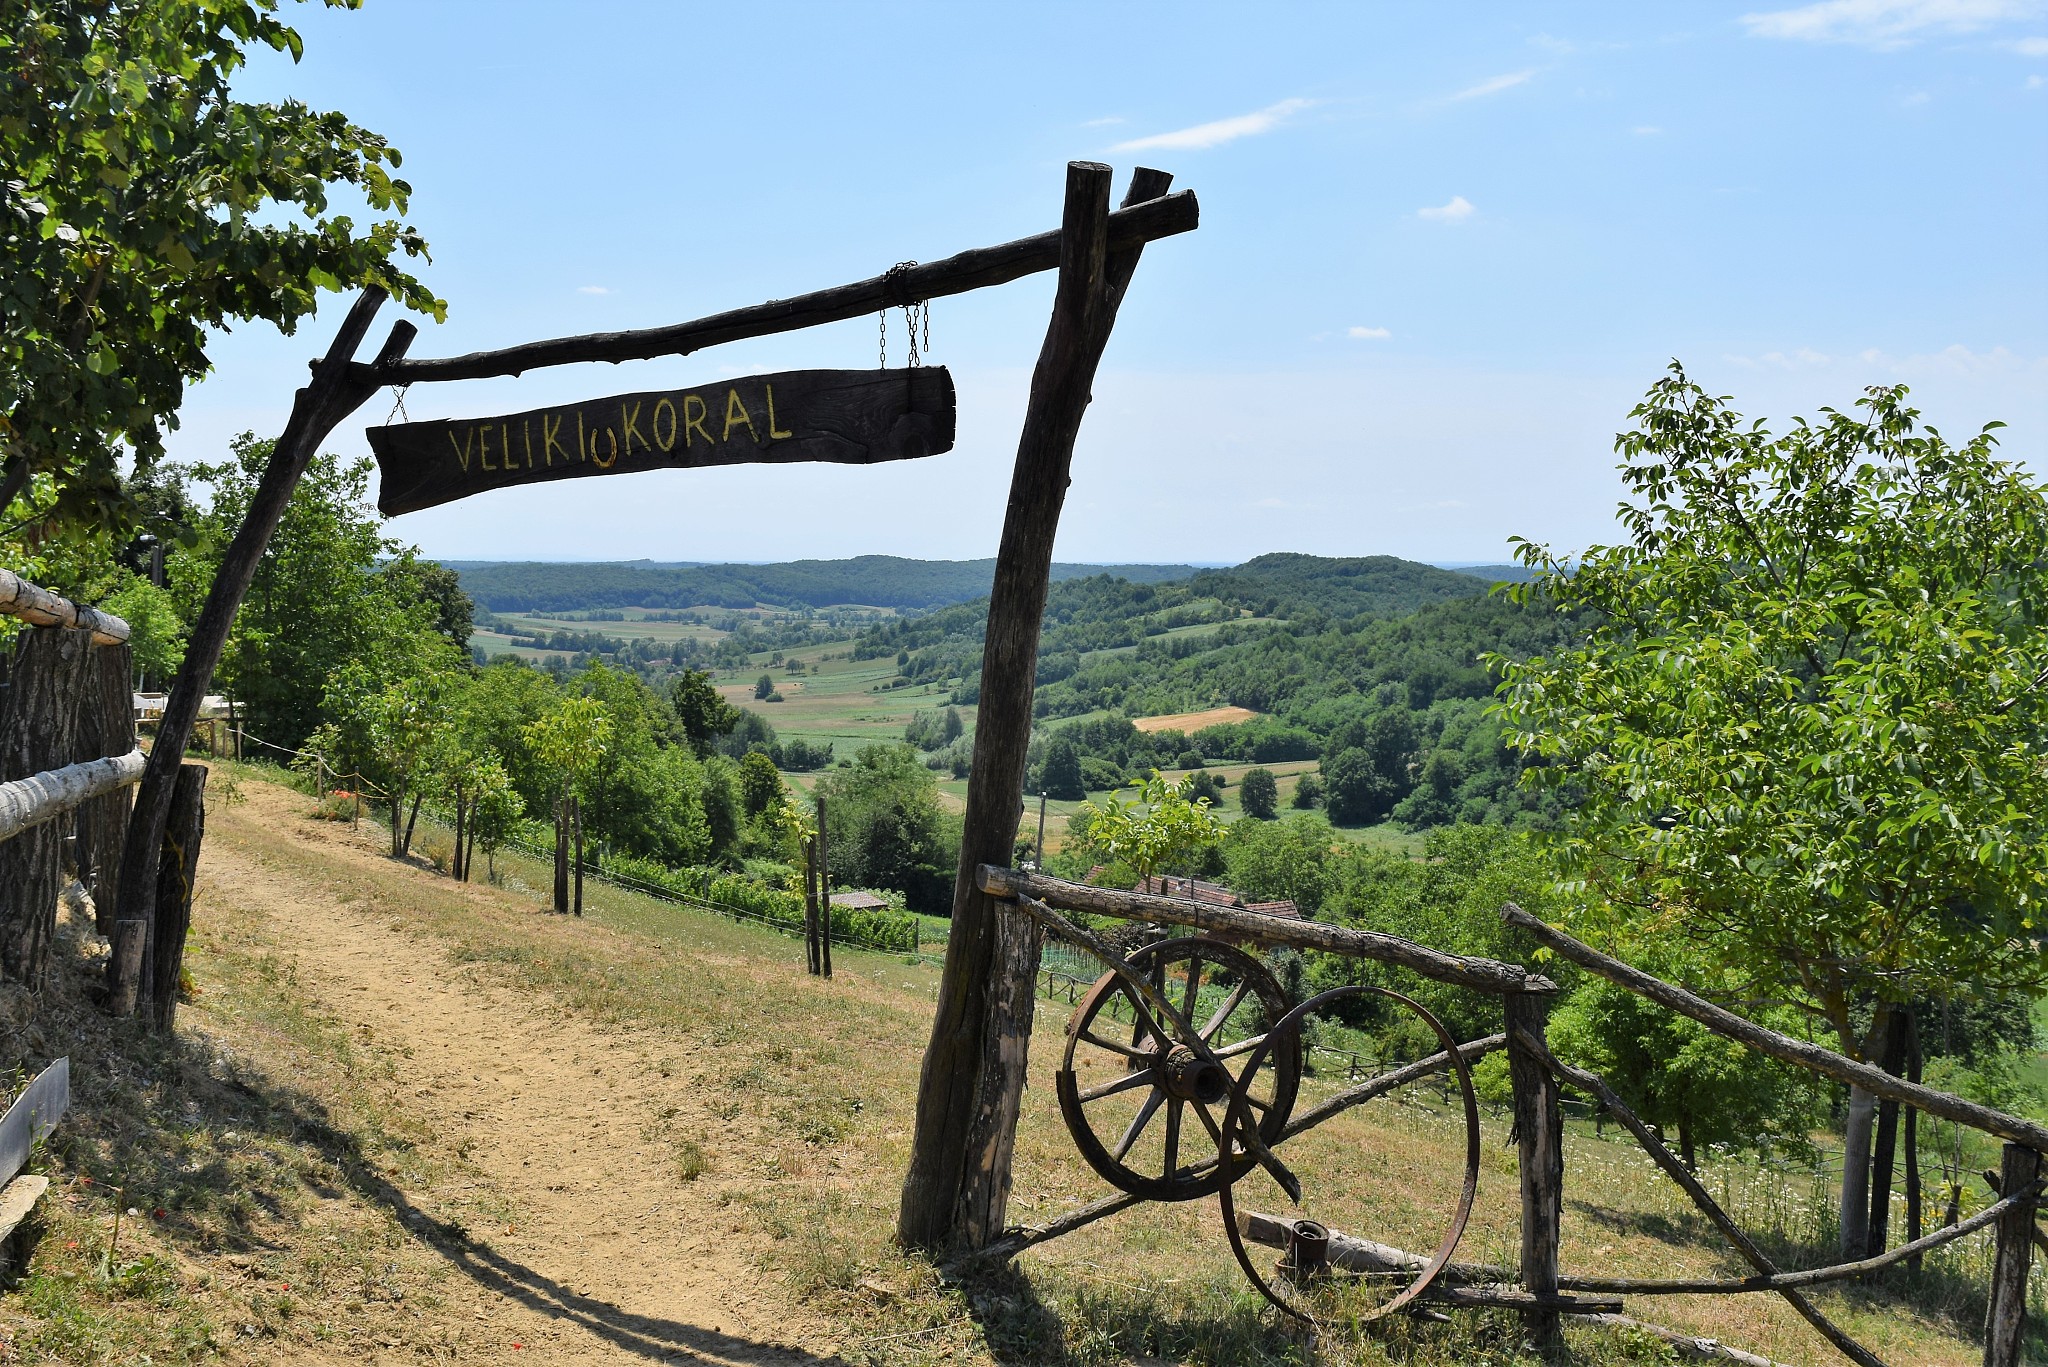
[104,920,145,1017]
[143,764,206,1031]
[1984,1143,2041,1367]
[816,794,831,980]
[75,641,135,935]
[803,835,821,975]
[897,163,1178,1253]
[1505,992,1564,1350]
[0,627,95,988]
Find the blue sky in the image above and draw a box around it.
[173,0,2047,564]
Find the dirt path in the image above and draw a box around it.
[197,781,841,1366]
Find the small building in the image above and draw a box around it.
[828,891,891,912]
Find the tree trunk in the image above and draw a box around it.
[897,162,1174,1254]
[1904,1022,1924,1271]
[1679,1120,1697,1174]
[402,791,422,857]
[75,642,134,934]
[1865,1006,1911,1256]
[452,784,466,881]
[1506,993,1564,1352]
[116,289,412,938]
[571,796,583,917]
[388,784,406,857]
[142,763,206,1031]
[1839,1082,1877,1259]
[552,792,568,913]
[0,627,95,987]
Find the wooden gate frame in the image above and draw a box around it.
[113,162,1194,1251]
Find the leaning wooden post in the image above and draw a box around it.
[113,289,414,936]
[898,162,1181,1253]
[1985,1143,2041,1367]
[817,794,832,980]
[1505,991,1564,1350]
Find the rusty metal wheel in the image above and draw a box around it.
[1056,936,1301,1202]
[1215,984,1481,1326]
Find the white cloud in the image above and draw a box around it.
[1082,116,1126,127]
[2015,33,2048,49]
[1742,0,2040,47]
[1450,70,1535,101]
[1111,98,1311,152]
[577,285,611,295]
[1417,195,1476,222]
[2030,70,2046,83]
[1633,124,1664,135]
[1347,326,1392,339]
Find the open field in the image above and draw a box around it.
[5,763,2023,1365]
[718,644,972,757]
[1132,706,1260,734]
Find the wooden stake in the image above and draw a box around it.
[105,920,145,1017]
[142,764,206,1030]
[75,642,134,935]
[113,290,414,937]
[816,795,831,980]
[1985,1143,2041,1367]
[1505,994,1563,1350]
[899,163,1176,1254]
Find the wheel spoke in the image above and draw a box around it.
[1190,1096,1226,1147]
[1182,954,1204,1022]
[1118,983,1170,1050]
[1199,980,1251,1041]
[1163,1098,1183,1175]
[1113,1088,1166,1162]
[1078,1067,1157,1103]
[1211,1032,1268,1061]
[1078,1030,1152,1061]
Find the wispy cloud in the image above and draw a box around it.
[1417,195,1476,223]
[577,285,611,295]
[1633,124,1665,135]
[1723,343,2046,375]
[1082,116,1126,127]
[1111,98,1311,152]
[2015,33,2048,49]
[1347,326,1392,339]
[1742,0,2040,48]
[1450,70,1535,101]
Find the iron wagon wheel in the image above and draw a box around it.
[1213,984,1481,1326]
[1057,936,1302,1203]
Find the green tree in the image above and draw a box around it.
[739,750,783,819]
[1238,766,1278,820]
[524,695,613,915]
[754,673,774,700]
[1076,772,1222,883]
[1291,771,1322,810]
[101,573,183,687]
[1038,734,1084,801]
[670,668,740,757]
[1221,812,1335,914]
[1320,747,1395,825]
[817,744,958,914]
[0,0,437,537]
[1493,371,2048,1254]
[466,754,522,883]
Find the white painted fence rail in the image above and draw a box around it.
[0,748,145,844]
[0,568,129,645]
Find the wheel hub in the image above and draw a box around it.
[1161,1043,1229,1105]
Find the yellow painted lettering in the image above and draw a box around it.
[619,401,647,455]
[723,388,759,444]
[683,393,714,448]
[576,410,587,463]
[478,424,496,472]
[523,420,535,468]
[542,413,569,466]
[766,385,794,440]
[653,397,678,452]
[502,424,516,479]
[592,426,618,469]
[448,428,475,472]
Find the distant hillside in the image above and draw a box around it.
[1445,563,1541,584]
[1184,554,1490,620]
[453,556,1202,613]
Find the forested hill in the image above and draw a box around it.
[856,554,1576,830]
[454,556,1202,613]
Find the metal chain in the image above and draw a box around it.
[878,262,929,368]
[384,383,412,425]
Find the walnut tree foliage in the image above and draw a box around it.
[1493,368,2048,1060]
[0,0,440,538]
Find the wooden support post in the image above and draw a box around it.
[1505,992,1564,1351]
[142,764,205,1031]
[803,835,820,975]
[0,627,95,988]
[113,288,414,938]
[75,642,134,934]
[104,919,145,1017]
[898,163,1180,1253]
[806,795,823,979]
[1985,1143,2041,1367]
[552,791,569,914]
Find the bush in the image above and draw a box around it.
[598,853,919,953]
[1239,768,1278,820]
[1292,772,1323,809]
[1175,749,1204,770]
[1078,756,1124,792]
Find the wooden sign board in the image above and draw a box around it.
[367,366,955,516]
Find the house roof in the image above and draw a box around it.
[1133,875,1300,921]
[828,891,891,910]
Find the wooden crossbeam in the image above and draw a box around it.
[0,569,128,645]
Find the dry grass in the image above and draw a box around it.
[1131,707,1260,735]
[0,763,2032,1365]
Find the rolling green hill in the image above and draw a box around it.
[453,555,1202,613]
